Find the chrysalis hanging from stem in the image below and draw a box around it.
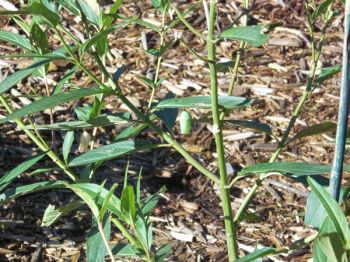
[180,111,191,135]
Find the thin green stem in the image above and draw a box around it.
[207,2,237,261]
[111,217,138,246]
[57,24,81,45]
[0,96,77,182]
[148,11,166,109]
[173,5,206,41]
[55,29,219,184]
[227,0,249,96]
[98,221,116,262]
[233,15,332,223]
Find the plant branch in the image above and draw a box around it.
[207,2,237,260]
[0,96,77,182]
[173,5,206,41]
[233,12,332,223]
[97,221,116,262]
[54,29,220,184]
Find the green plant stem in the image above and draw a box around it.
[43,74,55,149]
[111,217,138,246]
[54,29,219,184]
[148,11,166,109]
[207,2,237,261]
[173,5,206,41]
[227,0,249,96]
[0,96,77,182]
[233,17,331,223]
[97,221,116,262]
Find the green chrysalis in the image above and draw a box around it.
[180,111,191,135]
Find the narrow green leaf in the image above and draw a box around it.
[141,186,165,216]
[29,113,131,130]
[109,14,160,32]
[151,0,161,9]
[135,215,152,250]
[0,181,65,203]
[239,162,350,177]
[219,25,270,47]
[111,244,142,257]
[67,184,100,217]
[156,96,252,109]
[0,88,113,124]
[0,31,33,51]
[67,183,123,219]
[41,200,84,226]
[235,247,280,262]
[136,75,155,89]
[62,131,74,164]
[312,0,332,20]
[77,0,99,26]
[313,238,330,262]
[27,2,60,27]
[55,0,80,15]
[290,122,336,142]
[155,92,178,132]
[69,140,154,167]
[316,64,341,85]
[155,244,171,262]
[52,66,78,95]
[103,0,123,29]
[121,186,136,220]
[30,22,49,54]
[79,23,128,55]
[87,215,111,262]
[1,53,67,59]
[151,0,169,12]
[146,48,161,57]
[305,191,327,229]
[216,61,234,73]
[307,177,350,248]
[225,120,272,135]
[0,59,51,95]
[315,218,348,262]
[0,153,45,192]
[114,123,148,141]
[99,184,118,223]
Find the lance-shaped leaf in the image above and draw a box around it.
[156,96,252,110]
[68,140,157,167]
[239,162,350,177]
[307,177,350,249]
[219,25,270,47]
[29,113,132,130]
[0,181,65,203]
[41,201,84,226]
[235,247,281,262]
[225,120,273,135]
[0,31,33,51]
[0,59,51,95]
[316,64,341,85]
[77,0,98,26]
[290,122,336,142]
[87,214,111,262]
[55,0,80,15]
[0,2,62,27]
[0,153,45,192]
[66,183,123,219]
[79,22,129,55]
[0,88,113,124]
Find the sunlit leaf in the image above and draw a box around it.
[219,25,270,47]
